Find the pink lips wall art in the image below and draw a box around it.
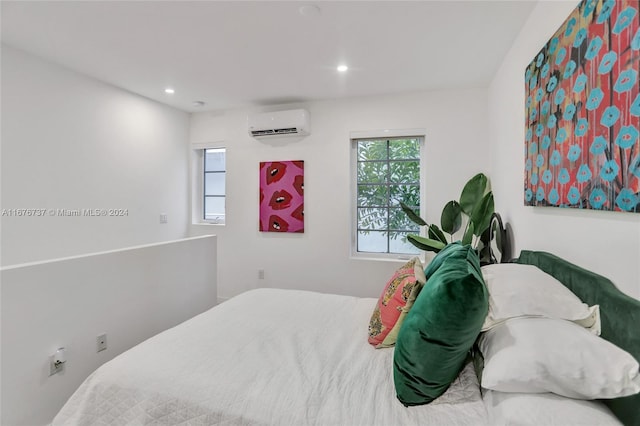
[259,161,304,233]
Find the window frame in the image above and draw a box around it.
[191,143,226,225]
[350,129,426,261]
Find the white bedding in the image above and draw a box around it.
[482,390,622,426]
[53,288,488,425]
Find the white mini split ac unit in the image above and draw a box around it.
[248,109,310,139]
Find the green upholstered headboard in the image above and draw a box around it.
[517,250,640,426]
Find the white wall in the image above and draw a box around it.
[488,0,640,299]
[1,45,190,266]
[190,89,490,300]
[1,236,217,426]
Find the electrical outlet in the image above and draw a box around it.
[258,269,265,279]
[96,334,107,352]
[50,354,64,375]
[160,213,168,224]
[49,348,66,376]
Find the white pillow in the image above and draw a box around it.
[479,318,640,399]
[481,263,601,334]
[483,390,622,426]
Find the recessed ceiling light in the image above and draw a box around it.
[337,65,348,73]
[164,88,175,94]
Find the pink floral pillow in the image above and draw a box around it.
[368,257,426,348]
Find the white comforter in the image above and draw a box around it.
[53,289,487,425]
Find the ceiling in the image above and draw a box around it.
[1,1,538,113]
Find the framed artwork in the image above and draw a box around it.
[524,0,640,213]
[259,160,304,232]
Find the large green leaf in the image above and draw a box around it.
[459,173,488,215]
[400,202,427,226]
[440,200,462,235]
[428,224,448,244]
[407,234,446,253]
[469,192,495,238]
[462,221,475,246]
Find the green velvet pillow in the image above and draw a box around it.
[393,244,488,406]
[422,242,464,280]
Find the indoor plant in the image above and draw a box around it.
[400,172,494,253]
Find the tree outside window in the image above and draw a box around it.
[355,137,422,255]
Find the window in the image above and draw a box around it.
[352,135,423,257]
[203,148,226,223]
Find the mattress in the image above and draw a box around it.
[53,288,487,425]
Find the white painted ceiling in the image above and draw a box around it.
[1,1,537,113]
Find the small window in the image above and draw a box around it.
[203,148,226,223]
[352,136,423,257]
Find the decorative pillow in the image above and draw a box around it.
[481,263,601,334]
[479,317,640,399]
[372,244,464,349]
[368,257,426,348]
[483,390,623,426]
[393,244,489,405]
[422,241,464,280]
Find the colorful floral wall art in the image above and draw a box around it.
[524,0,640,213]
[259,161,304,232]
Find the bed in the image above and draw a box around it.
[52,288,487,425]
[514,250,640,426]
[52,249,640,426]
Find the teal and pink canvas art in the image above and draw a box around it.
[524,0,640,212]
[259,161,304,232]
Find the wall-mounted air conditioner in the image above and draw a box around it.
[248,109,310,139]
